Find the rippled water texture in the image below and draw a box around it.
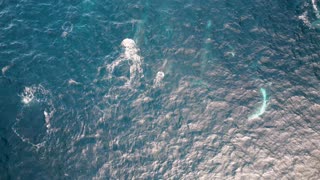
[0,0,320,179]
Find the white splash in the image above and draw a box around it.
[153,71,165,88]
[107,38,143,87]
[21,87,36,104]
[20,85,50,105]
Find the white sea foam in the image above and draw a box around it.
[21,87,36,104]
[15,85,56,148]
[107,38,143,87]
[44,109,55,129]
[153,71,165,88]
[20,85,49,104]
[12,124,46,149]
[298,11,312,27]
[312,0,320,18]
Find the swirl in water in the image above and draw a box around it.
[61,21,74,37]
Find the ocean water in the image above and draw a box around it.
[0,0,320,179]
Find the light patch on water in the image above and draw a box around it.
[304,1,320,29]
[160,59,173,77]
[312,0,320,18]
[68,79,81,85]
[133,20,146,46]
[225,51,236,57]
[85,76,320,179]
[20,85,50,104]
[248,88,268,120]
[121,38,140,60]
[153,71,165,88]
[61,21,73,37]
[21,87,36,104]
[298,11,312,28]
[44,110,55,129]
[107,38,143,87]
[2,65,10,75]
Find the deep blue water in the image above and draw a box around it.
[1,0,320,179]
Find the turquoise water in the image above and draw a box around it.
[1,0,320,179]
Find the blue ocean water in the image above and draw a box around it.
[0,0,320,179]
